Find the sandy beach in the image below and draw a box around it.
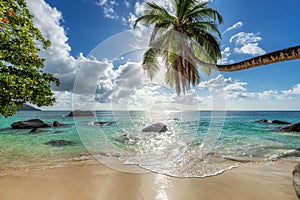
[0,160,298,200]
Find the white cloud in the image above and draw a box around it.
[198,75,294,101]
[198,74,224,89]
[96,0,119,19]
[127,12,138,27]
[97,0,107,6]
[230,32,262,45]
[128,84,204,111]
[222,21,243,35]
[26,0,77,90]
[26,0,118,102]
[224,82,247,92]
[229,32,265,56]
[112,62,147,103]
[134,2,144,16]
[176,89,203,105]
[283,84,300,95]
[234,43,266,56]
[124,0,130,8]
[48,91,72,110]
[218,47,234,64]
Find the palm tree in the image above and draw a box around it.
[134,0,300,93]
[134,0,223,95]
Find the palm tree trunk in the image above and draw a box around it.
[189,45,300,72]
[217,45,300,72]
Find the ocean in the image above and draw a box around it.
[0,110,299,177]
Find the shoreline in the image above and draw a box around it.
[0,159,298,200]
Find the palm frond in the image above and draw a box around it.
[142,48,162,80]
[191,21,222,39]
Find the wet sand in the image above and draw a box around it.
[0,160,298,200]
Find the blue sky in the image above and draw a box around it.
[26,0,300,110]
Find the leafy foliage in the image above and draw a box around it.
[134,0,222,94]
[0,0,59,117]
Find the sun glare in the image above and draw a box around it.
[157,56,163,63]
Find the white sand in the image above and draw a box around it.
[0,160,298,200]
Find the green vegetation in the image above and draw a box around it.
[0,0,59,117]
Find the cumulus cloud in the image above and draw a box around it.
[134,1,145,16]
[218,47,234,64]
[112,62,147,103]
[283,84,300,95]
[222,21,243,35]
[224,81,247,92]
[198,74,225,89]
[234,43,266,56]
[127,84,204,110]
[73,58,114,94]
[176,89,203,105]
[27,0,79,91]
[198,75,295,101]
[230,32,265,56]
[27,0,129,108]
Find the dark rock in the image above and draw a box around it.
[11,119,51,129]
[280,122,300,132]
[53,121,66,127]
[67,110,94,117]
[255,119,292,125]
[29,128,42,134]
[293,164,300,199]
[45,140,74,147]
[122,134,138,145]
[271,120,291,125]
[255,119,268,123]
[89,121,116,126]
[142,123,168,132]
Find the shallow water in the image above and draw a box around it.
[0,110,299,177]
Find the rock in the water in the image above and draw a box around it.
[280,122,300,132]
[11,119,51,129]
[142,123,168,132]
[67,110,94,117]
[45,140,74,147]
[255,119,291,124]
[293,164,300,199]
[271,120,291,125]
[89,121,116,126]
[255,119,268,123]
[53,121,66,127]
[122,134,138,145]
[29,128,42,134]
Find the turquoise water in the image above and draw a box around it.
[0,110,300,177]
